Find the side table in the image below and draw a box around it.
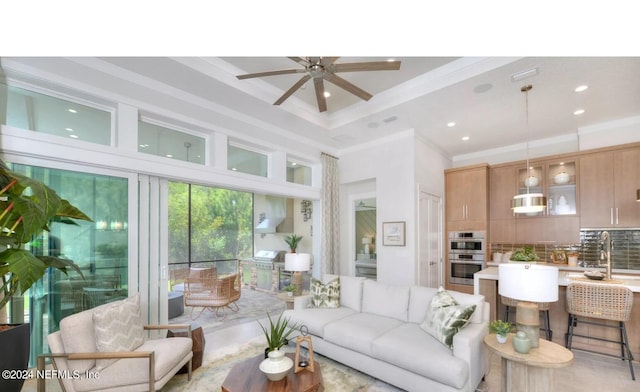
[276,292,296,310]
[484,333,573,392]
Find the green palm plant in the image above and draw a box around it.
[0,159,92,311]
[258,311,300,352]
[284,234,303,253]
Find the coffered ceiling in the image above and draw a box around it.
[2,56,639,161]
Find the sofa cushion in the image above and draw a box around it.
[324,312,403,356]
[93,294,145,370]
[337,275,367,311]
[361,280,410,321]
[282,307,356,337]
[309,277,341,308]
[409,285,484,324]
[420,288,476,348]
[372,323,469,389]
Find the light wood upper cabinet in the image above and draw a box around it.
[580,147,640,228]
[489,165,518,243]
[445,164,489,231]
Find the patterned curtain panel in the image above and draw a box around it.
[321,153,340,275]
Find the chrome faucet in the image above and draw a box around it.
[599,230,613,280]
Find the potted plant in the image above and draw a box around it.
[284,234,303,253]
[0,159,92,392]
[282,285,296,297]
[488,320,512,343]
[258,311,300,357]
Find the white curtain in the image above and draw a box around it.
[321,153,340,275]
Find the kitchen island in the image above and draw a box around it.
[475,264,640,360]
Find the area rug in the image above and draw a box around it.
[163,334,403,392]
[170,288,286,335]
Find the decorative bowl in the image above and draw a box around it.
[584,270,605,280]
[554,171,570,184]
[524,176,539,187]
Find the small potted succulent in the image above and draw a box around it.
[283,285,296,297]
[489,320,512,344]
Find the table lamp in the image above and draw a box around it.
[362,237,372,254]
[285,253,311,296]
[498,263,558,348]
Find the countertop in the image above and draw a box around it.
[475,264,640,293]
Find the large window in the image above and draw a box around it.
[1,83,112,145]
[7,163,128,365]
[168,181,253,267]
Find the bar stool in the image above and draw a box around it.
[501,295,552,340]
[565,282,635,380]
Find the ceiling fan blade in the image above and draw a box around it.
[288,57,308,65]
[313,77,327,112]
[333,61,401,73]
[320,57,340,66]
[236,68,305,80]
[273,74,311,105]
[325,74,373,101]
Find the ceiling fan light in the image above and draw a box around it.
[512,193,547,213]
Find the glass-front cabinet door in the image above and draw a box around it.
[547,161,577,215]
[517,165,544,216]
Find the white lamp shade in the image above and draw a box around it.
[499,263,558,303]
[362,237,372,245]
[285,253,311,272]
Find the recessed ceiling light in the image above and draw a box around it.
[69,134,78,139]
[291,162,297,166]
[68,108,77,113]
[574,85,589,92]
[65,127,74,132]
[447,122,456,127]
[386,58,395,62]
[574,109,585,115]
[462,136,470,141]
[323,91,331,98]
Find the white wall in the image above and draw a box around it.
[339,130,449,286]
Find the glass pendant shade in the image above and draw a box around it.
[512,193,547,213]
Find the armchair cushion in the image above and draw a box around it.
[93,293,145,370]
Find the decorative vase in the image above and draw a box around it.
[512,331,531,354]
[524,175,539,187]
[496,334,507,344]
[259,349,293,381]
[554,171,570,184]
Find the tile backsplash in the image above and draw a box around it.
[491,229,640,271]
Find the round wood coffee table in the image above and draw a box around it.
[221,352,323,392]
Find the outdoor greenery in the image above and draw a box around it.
[168,182,253,263]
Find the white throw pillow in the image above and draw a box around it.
[420,287,476,349]
[92,293,145,370]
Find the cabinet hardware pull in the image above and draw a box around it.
[616,208,619,225]
[610,207,614,225]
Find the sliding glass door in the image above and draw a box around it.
[8,163,129,365]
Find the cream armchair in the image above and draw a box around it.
[38,294,193,392]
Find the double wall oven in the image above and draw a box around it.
[448,231,485,286]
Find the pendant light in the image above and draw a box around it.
[512,85,547,213]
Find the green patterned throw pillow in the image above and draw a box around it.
[309,277,341,308]
[420,287,476,349]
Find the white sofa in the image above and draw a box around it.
[282,275,489,392]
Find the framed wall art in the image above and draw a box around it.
[382,221,406,246]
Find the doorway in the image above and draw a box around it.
[418,191,442,288]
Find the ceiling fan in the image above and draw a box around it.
[236,57,401,112]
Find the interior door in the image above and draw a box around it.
[419,191,443,288]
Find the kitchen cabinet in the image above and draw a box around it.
[489,164,518,243]
[445,164,489,231]
[516,159,578,217]
[580,147,640,228]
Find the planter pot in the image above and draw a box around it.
[496,334,507,344]
[0,323,30,392]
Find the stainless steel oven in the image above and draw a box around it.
[448,231,485,285]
